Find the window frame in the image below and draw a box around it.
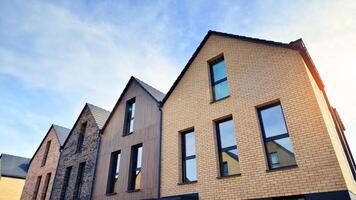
[60,166,72,200]
[123,98,136,136]
[128,144,142,191]
[40,172,51,200]
[41,140,51,167]
[73,162,86,199]
[76,122,87,153]
[257,102,297,170]
[181,129,197,183]
[32,175,42,200]
[106,150,121,194]
[209,56,229,101]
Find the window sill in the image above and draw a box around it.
[127,189,140,193]
[266,164,298,172]
[210,95,230,104]
[105,192,117,196]
[216,173,241,179]
[177,180,197,185]
[123,132,134,137]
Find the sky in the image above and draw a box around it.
[0,0,355,159]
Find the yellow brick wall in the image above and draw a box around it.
[0,177,25,200]
[161,35,351,199]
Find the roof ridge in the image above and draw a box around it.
[86,103,111,113]
[132,76,165,102]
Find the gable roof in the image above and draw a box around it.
[100,76,165,133]
[28,124,70,166]
[161,30,324,105]
[62,103,110,148]
[0,153,30,179]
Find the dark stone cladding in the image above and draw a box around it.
[50,106,103,200]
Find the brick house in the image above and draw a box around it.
[92,77,164,200]
[21,125,69,200]
[50,103,110,200]
[159,31,356,199]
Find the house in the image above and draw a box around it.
[21,124,70,200]
[92,77,164,200]
[50,103,110,200]
[159,31,356,199]
[0,153,30,200]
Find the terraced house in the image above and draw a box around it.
[92,77,164,200]
[50,103,110,200]
[21,124,70,200]
[159,31,356,200]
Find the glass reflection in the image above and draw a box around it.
[260,105,288,138]
[266,137,296,169]
[212,60,227,82]
[214,81,229,100]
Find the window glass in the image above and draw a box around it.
[128,145,142,190]
[185,158,197,182]
[185,132,196,157]
[115,153,121,179]
[210,58,229,101]
[211,60,227,82]
[214,81,229,100]
[266,138,296,169]
[260,105,288,138]
[125,99,135,135]
[182,130,197,182]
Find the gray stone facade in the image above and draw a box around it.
[50,104,109,200]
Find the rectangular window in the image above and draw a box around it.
[41,140,51,166]
[106,150,121,194]
[40,173,51,200]
[210,58,229,101]
[128,144,142,191]
[181,130,197,183]
[216,118,240,176]
[32,176,42,200]
[258,103,297,169]
[124,98,136,135]
[76,122,87,152]
[73,162,86,199]
[60,166,72,200]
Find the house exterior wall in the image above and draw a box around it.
[21,128,60,200]
[51,106,100,200]
[0,177,26,200]
[160,35,354,199]
[92,81,160,200]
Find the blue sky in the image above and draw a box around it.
[0,0,355,158]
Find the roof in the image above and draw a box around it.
[0,153,30,179]
[161,30,324,105]
[100,76,165,133]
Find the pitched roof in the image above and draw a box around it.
[87,103,111,129]
[161,30,324,105]
[100,76,165,133]
[0,153,30,179]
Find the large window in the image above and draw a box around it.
[210,58,229,101]
[124,98,136,135]
[76,122,87,152]
[73,162,86,199]
[128,144,142,191]
[40,173,51,200]
[60,166,72,200]
[216,118,240,176]
[32,176,42,200]
[181,130,197,183]
[258,103,296,169]
[41,140,51,167]
[107,150,121,194]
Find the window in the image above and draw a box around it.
[40,173,51,200]
[210,58,229,101]
[107,150,121,194]
[124,98,136,135]
[128,144,142,191]
[76,122,87,152]
[32,176,42,200]
[41,140,51,166]
[60,166,72,200]
[181,130,197,183]
[258,103,296,169]
[73,162,86,199]
[216,118,240,176]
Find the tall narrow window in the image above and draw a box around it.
[40,173,51,200]
[216,118,240,176]
[210,58,229,101]
[258,103,297,169]
[76,122,87,152]
[128,144,142,191]
[41,140,51,166]
[106,150,121,194]
[32,176,42,200]
[73,162,86,199]
[60,166,72,200]
[181,130,197,183]
[124,98,136,135]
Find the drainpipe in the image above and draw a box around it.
[89,129,102,200]
[157,101,163,199]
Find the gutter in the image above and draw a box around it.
[89,129,102,200]
[156,101,163,199]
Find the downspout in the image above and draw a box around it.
[49,147,63,200]
[89,129,102,200]
[157,101,163,199]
